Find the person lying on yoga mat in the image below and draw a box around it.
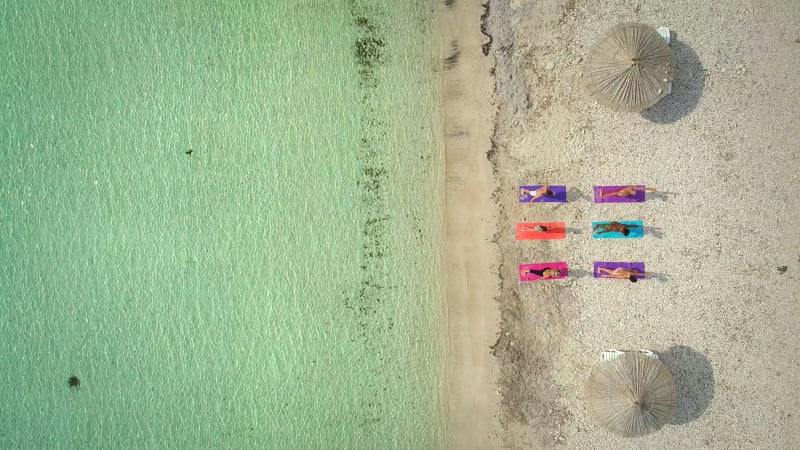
[521,267,561,279]
[522,224,548,232]
[519,184,554,202]
[592,221,642,236]
[597,267,650,282]
[599,186,657,198]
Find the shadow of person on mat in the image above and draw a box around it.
[659,345,715,425]
[641,35,705,124]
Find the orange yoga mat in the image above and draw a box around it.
[516,222,566,240]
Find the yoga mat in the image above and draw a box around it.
[516,222,566,240]
[591,220,644,239]
[594,185,646,203]
[519,262,568,281]
[593,261,646,279]
[519,185,567,203]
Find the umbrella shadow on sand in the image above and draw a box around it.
[659,345,715,424]
[641,36,705,124]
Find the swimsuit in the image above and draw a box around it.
[525,188,541,198]
[529,268,552,277]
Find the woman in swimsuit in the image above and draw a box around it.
[522,224,548,232]
[597,267,650,282]
[521,267,561,279]
[592,221,642,237]
[599,186,657,198]
[519,184,554,202]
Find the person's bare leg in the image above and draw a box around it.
[601,187,632,197]
[598,270,623,279]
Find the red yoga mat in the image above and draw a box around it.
[516,222,566,240]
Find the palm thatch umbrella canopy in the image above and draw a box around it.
[585,352,677,437]
[583,22,676,112]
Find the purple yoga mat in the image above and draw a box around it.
[519,185,567,203]
[594,185,646,203]
[594,261,646,279]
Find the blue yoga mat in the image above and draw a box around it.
[591,220,644,239]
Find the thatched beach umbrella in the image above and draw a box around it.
[585,352,676,437]
[583,22,676,112]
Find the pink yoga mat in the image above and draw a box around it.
[594,185,647,203]
[519,262,568,281]
[593,261,646,279]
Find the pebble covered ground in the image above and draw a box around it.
[485,0,800,447]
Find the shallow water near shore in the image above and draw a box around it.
[0,1,445,447]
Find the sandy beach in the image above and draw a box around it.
[444,0,800,448]
[440,1,502,449]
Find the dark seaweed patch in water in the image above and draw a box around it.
[354,16,376,34]
[347,1,403,434]
[354,36,385,89]
[355,37,385,67]
[358,166,387,192]
[406,213,424,242]
[351,3,386,91]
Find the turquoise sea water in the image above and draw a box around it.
[0,1,445,448]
